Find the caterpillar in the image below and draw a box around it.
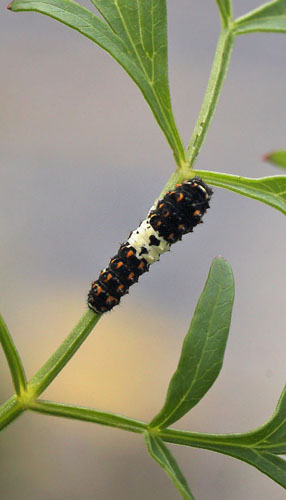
[88,176,213,314]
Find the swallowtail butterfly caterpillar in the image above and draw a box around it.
[88,177,212,314]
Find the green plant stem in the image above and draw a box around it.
[27,309,101,398]
[216,0,233,28]
[185,27,234,168]
[157,169,188,199]
[21,398,285,453]
[20,398,264,448]
[29,399,147,433]
[0,311,101,428]
[159,427,253,450]
[0,396,23,431]
[0,313,27,396]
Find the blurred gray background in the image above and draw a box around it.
[0,0,285,498]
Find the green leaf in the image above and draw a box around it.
[0,313,27,396]
[145,432,195,500]
[150,257,234,429]
[195,170,286,215]
[161,384,286,488]
[8,0,185,166]
[216,0,233,27]
[264,150,286,169]
[226,384,286,455]
[162,426,286,488]
[234,0,286,34]
[193,444,286,488]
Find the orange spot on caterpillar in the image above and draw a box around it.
[102,272,112,282]
[106,296,117,305]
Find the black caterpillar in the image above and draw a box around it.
[88,177,213,314]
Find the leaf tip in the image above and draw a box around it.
[213,255,230,267]
[262,152,271,163]
[215,255,227,261]
[6,1,13,10]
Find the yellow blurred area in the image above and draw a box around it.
[34,297,182,419]
[2,288,182,416]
